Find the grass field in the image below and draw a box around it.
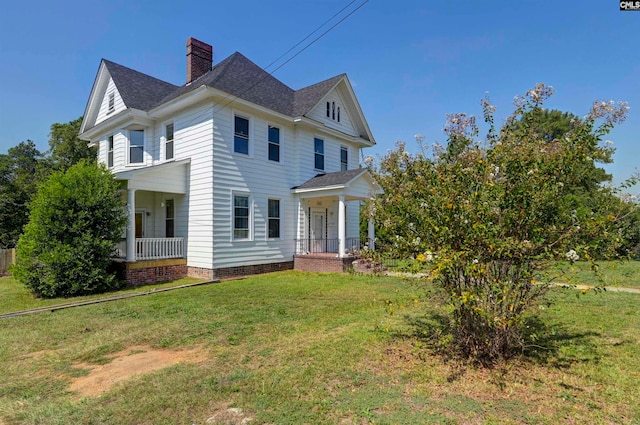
[1,271,639,424]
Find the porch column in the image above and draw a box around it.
[294,196,301,254]
[126,188,136,262]
[338,194,346,257]
[368,216,375,251]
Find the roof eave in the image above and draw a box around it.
[79,108,153,143]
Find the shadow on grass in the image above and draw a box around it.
[401,312,603,369]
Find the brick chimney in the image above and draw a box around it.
[186,37,213,84]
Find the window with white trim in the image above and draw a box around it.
[107,135,114,168]
[107,92,115,114]
[233,194,250,239]
[268,199,280,239]
[268,125,280,162]
[340,146,348,171]
[234,115,249,155]
[165,123,174,160]
[314,138,324,170]
[129,130,144,164]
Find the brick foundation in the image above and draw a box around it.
[125,259,188,286]
[188,261,294,280]
[293,254,355,273]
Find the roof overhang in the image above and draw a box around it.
[293,116,375,148]
[114,158,190,194]
[80,109,154,146]
[292,169,383,201]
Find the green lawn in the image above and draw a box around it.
[556,260,640,289]
[1,271,639,424]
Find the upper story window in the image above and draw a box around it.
[107,135,114,168]
[268,125,280,162]
[129,130,144,164]
[233,194,250,240]
[107,92,115,114]
[268,199,280,239]
[326,101,340,123]
[340,146,348,171]
[314,138,324,171]
[165,123,174,160]
[234,115,249,155]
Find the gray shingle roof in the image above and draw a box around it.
[292,169,367,190]
[103,60,178,110]
[103,53,344,117]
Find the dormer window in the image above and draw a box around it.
[107,92,115,114]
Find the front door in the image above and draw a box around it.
[311,212,326,253]
[135,212,144,238]
[135,212,144,256]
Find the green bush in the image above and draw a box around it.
[13,161,126,297]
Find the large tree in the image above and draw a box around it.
[13,161,126,298]
[46,116,96,171]
[369,85,632,363]
[0,141,43,248]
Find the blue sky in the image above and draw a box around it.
[1,0,638,187]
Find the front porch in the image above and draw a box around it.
[114,160,190,284]
[291,170,382,273]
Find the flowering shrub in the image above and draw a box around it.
[369,84,634,363]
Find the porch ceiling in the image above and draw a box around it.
[115,158,190,194]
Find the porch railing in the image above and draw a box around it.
[295,238,373,255]
[136,238,184,260]
[115,238,185,261]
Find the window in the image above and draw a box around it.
[107,135,114,168]
[234,115,249,155]
[268,199,280,239]
[326,102,330,118]
[341,146,348,171]
[107,92,115,114]
[129,130,144,164]
[337,106,341,122]
[268,125,280,162]
[314,138,324,170]
[332,101,336,120]
[233,195,250,239]
[165,199,175,238]
[165,123,174,160]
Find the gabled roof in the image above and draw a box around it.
[103,60,178,110]
[291,169,383,200]
[292,74,345,117]
[292,169,369,190]
[160,52,295,115]
[81,50,375,145]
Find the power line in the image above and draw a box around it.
[211,0,369,115]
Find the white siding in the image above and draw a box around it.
[95,78,125,125]
[211,106,300,269]
[307,90,357,137]
[171,103,215,270]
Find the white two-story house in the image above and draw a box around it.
[79,38,382,284]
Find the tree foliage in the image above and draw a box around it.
[369,84,634,363]
[13,161,126,298]
[0,117,95,248]
[0,141,44,248]
[46,116,96,171]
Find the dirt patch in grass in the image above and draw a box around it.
[69,345,208,398]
